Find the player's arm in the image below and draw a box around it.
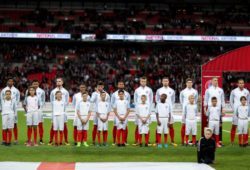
[229,90,234,110]
[169,104,173,124]
[124,102,130,119]
[205,107,209,118]
[133,90,138,106]
[110,93,115,108]
[23,96,27,113]
[16,89,20,103]
[172,90,176,105]
[149,89,154,107]
[65,90,69,106]
[204,89,209,112]
[127,92,131,105]
[155,105,160,126]
[77,106,85,124]
[179,90,184,105]
[72,94,76,107]
[113,107,121,120]
[195,90,199,103]
[50,91,54,103]
[221,90,226,113]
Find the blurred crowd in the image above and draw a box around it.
[0,4,250,35]
[0,42,239,102]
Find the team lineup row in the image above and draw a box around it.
[0,76,249,148]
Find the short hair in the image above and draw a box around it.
[56,77,63,81]
[27,86,36,96]
[5,90,11,94]
[211,97,217,101]
[212,77,218,80]
[186,78,193,83]
[55,91,62,95]
[32,79,39,83]
[82,91,88,95]
[117,80,124,84]
[7,77,14,81]
[238,79,244,83]
[118,90,124,94]
[140,76,147,80]
[204,127,213,134]
[97,81,104,86]
[79,83,86,87]
[162,77,169,80]
[141,94,147,98]
[161,93,167,98]
[100,91,106,94]
[240,96,247,101]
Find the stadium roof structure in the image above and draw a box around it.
[201,45,250,136]
[202,45,250,72]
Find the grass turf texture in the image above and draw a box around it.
[0,112,250,170]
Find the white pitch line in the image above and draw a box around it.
[222,129,250,138]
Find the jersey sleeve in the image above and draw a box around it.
[76,102,80,112]
[221,90,226,108]
[110,93,115,108]
[179,90,184,105]
[72,94,76,107]
[155,89,160,104]
[171,90,176,105]
[16,89,20,103]
[133,89,138,106]
[204,89,209,106]
[41,90,46,106]
[229,90,234,109]
[65,90,69,105]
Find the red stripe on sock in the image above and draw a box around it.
[37,162,75,170]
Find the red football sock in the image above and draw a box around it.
[49,124,54,143]
[164,134,168,144]
[169,126,175,143]
[13,123,18,141]
[83,130,87,142]
[185,135,189,144]
[192,135,196,144]
[125,126,128,143]
[139,134,142,144]
[92,125,97,143]
[77,130,82,143]
[27,127,32,143]
[73,126,77,143]
[112,126,117,144]
[59,131,63,144]
[117,129,121,144]
[181,124,185,144]
[122,129,126,144]
[215,135,219,145]
[103,131,108,143]
[97,131,101,143]
[155,130,158,143]
[2,129,6,142]
[54,131,58,144]
[145,134,149,144]
[63,123,68,143]
[238,134,242,145]
[2,130,7,143]
[135,126,139,143]
[157,133,161,144]
[7,129,12,143]
[244,134,248,144]
[247,130,249,143]
[38,122,43,141]
[33,127,37,144]
[231,126,236,143]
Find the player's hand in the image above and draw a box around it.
[157,121,161,126]
[120,117,125,121]
[204,107,207,113]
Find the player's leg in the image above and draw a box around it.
[121,128,126,146]
[181,113,186,145]
[192,121,197,146]
[243,120,248,147]
[48,124,54,145]
[156,118,163,148]
[59,115,64,146]
[169,116,177,147]
[112,117,117,145]
[163,118,168,148]
[27,126,32,147]
[238,122,243,147]
[125,126,128,145]
[215,121,221,148]
[230,113,238,145]
[117,127,121,146]
[103,121,108,146]
[13,111,18,144]
[2,115,7,145]
[133,125,139,146]
[33,125,38,146]
[63,115,69,145]
[38,110,44,144]
[92,114,98,145]
[76,118,82,147]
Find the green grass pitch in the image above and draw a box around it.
[0,112,250,170]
